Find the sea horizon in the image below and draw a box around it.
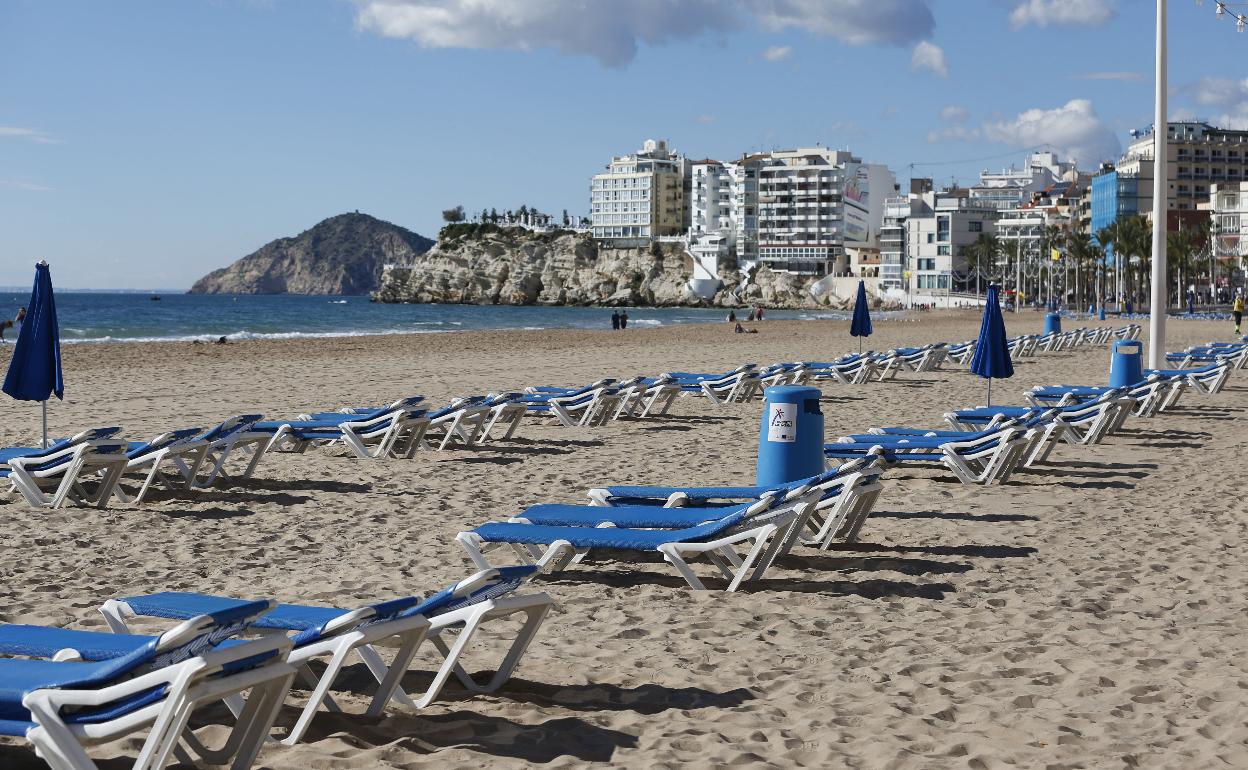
[0,291,867,345]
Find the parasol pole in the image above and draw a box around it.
[42,400,48,449]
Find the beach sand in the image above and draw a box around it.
[2,310,1247,769]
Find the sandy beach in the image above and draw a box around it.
[2,310,1246,769]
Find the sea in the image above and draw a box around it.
[0,292,859,344]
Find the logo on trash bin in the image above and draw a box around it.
[767,402,797,443]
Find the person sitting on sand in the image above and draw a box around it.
[734,322,757,334]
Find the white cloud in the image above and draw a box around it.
[1009,0,1115,29]
[940,105,969,122]
[1180,77,1248,129]
[982,99,1120,165]
[0,126,60,144]
[354,0,935,66]
[910,41,947,77]
[1073,71,1143,81]
[762,45,792,62]
[0,179,53,192]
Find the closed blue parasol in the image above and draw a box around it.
[3,261,63,447]
[850,279,872,353]
[969,284,1012,405]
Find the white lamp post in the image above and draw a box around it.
[1149,0,1168,369]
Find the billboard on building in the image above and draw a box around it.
[843,165,871,242]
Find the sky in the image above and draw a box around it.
[2,0,1247,289]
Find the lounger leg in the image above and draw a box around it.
[658,545,709,590]
[363,625,430,716]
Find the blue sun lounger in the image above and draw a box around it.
[190,414,271,488]
[2,429,130,509]
[0,599,294,770]
[108,427,210,504]
[526,458,885,548]
[254,396,428,459]
[106,569,547,743]
[825,425,1027,485]
[0,568,549,747]
[457,484,823,591]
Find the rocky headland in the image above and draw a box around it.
[371,224,886,309]
[190,212,434,295]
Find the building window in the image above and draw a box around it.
[937,245,950,256]
[969,221,983,233]
[926,233,935,244]
[937,216,951,242]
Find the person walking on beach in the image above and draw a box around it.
[756,306,765,321]
[14,306,25,336]
[1234,293,1244,335]
[611,309,620,330]
[620,310,629,329]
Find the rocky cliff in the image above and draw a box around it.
[371,225,883,309]
[190,213,435,295]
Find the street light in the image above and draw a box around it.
[1149,0,1167,369]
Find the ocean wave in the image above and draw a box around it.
[630,319,662,327]
[61,328,457,344]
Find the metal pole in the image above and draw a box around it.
[1149,0,1168,368]
[41,400,47,449]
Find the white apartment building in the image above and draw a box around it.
[590,139,688,245]
[1210,182,1248,261]
[755,147,895,275]
[880,184,932,293]
[907,193,997,305]
[969,151,1077,210]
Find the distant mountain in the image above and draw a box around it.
[190,213,435,295]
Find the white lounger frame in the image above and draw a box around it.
[6,440,129,509]
[20,632,294,770]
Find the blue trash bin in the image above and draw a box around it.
[1044,312,1062,335]
[1108,340,1144,387]
[757,385,824,486]
[1098,306,1107,321]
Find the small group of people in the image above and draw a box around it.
[0,306,25,343]
[610,309,630,330]
[725,306,766,324]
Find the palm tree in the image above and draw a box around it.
[964,234,998,299]
[1067,231,1098,311]
[1095,222,1121,310]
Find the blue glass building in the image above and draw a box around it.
[1090,168,1140,264]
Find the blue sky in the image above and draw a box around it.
[3,0,1247,289]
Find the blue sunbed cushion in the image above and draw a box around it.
[602,485,772,501]
[472,510,749,549]
[519,501,750,528]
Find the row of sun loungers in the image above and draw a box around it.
[0,567,554,768]
[824,343,1233,487]
[0,325,1146,510]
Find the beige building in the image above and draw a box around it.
[590,139,688,245]
[1116,121,1248,213]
